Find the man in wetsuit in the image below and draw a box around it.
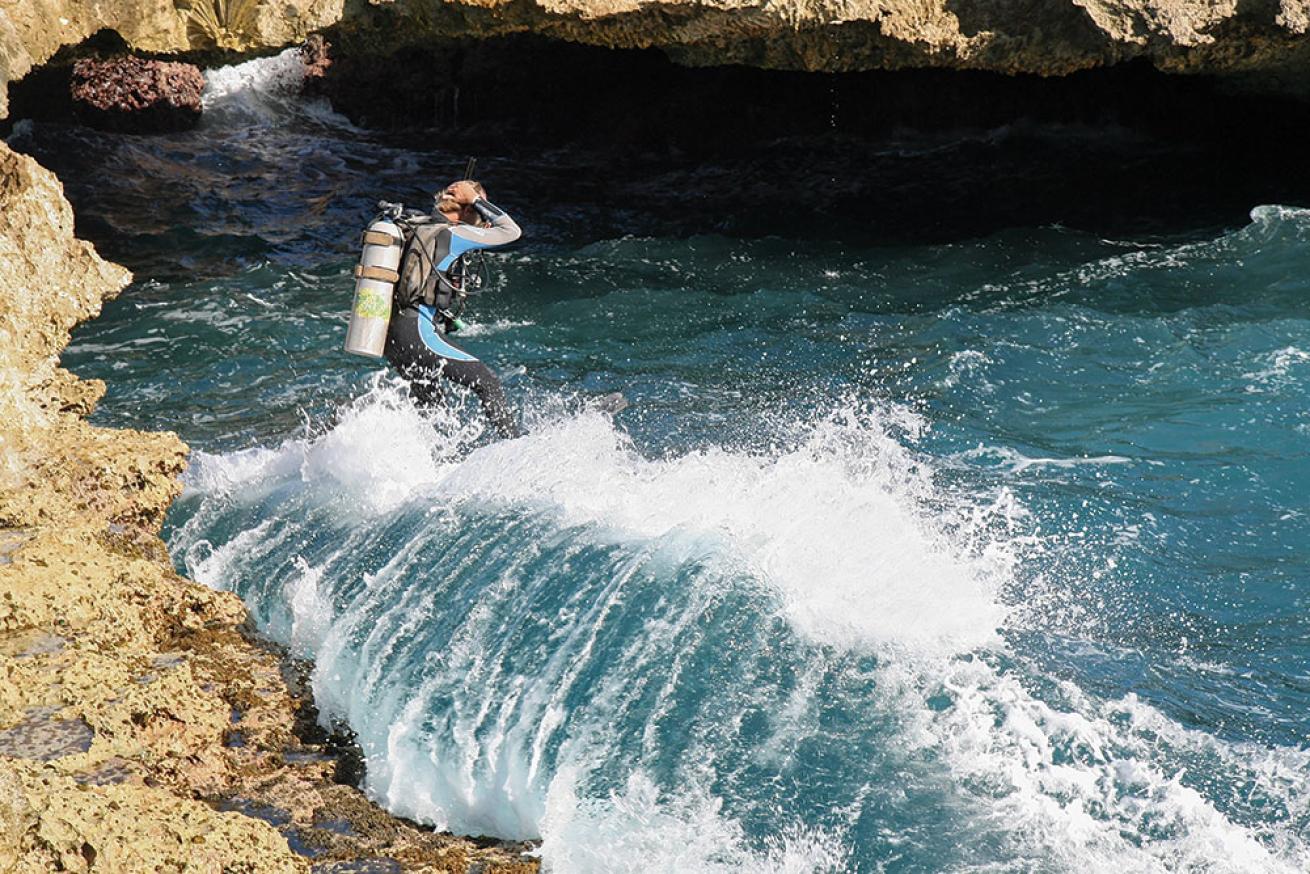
[384,180,522,437]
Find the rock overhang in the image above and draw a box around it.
[4,0,1310,124]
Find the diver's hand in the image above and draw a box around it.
[445,181,480,206]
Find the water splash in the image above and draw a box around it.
[202,48,355,129]
[169,384,1310,871]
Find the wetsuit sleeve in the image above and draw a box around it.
[449,199,521,249]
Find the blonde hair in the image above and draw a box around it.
[437,180,490,225]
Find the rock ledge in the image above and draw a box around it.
[0,140,536,873]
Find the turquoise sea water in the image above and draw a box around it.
[18,51,1310,872]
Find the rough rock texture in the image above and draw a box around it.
[331,0,1310,87]
[0,140,539,871]
[299,31,334,102]
[0,0,345,118]
[4,0,1310,123]
[70,56,205,132]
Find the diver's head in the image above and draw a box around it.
[435,179,487,224]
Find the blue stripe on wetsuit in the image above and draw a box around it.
[416,305,478,362]
[437,231,481,271]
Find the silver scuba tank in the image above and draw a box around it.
[343,217,404,357]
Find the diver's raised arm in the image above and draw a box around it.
[462,198,521,246]
[438,180,521,249]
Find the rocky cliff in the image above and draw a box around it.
[328,0,1310,89]
[0,137,536,873]
[3,0,1310,120]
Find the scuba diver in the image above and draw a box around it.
[383,179,522,437]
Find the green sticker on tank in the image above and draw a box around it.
[353,289,391,319]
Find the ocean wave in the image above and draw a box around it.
[168,385,1310,871]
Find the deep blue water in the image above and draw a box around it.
[18,51,1310,872]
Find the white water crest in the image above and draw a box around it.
[201,48,355,128]
[184,384,1010,654]
[172,386,1310,872]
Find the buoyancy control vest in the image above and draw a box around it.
[395,220,456,312]
[393,218,491,331]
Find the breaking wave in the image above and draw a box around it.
[169,384,1310,872]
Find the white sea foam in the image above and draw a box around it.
[953,444,1133,475]
[182,518,280,596]
[900,659,1310,873]
[1249,204,1310,226]
[1244,346,1310,390]
[976,204,1310,309]
[3,118,33,145]
[441,405,1008,655]
[940,348,995,391]
[201,48,355,128]
[186,380,483,515]
[183,445,291,496]
[189,385,1010,653]
[286,554,337,658]
[454,319,535,338]
[538,770,849,874]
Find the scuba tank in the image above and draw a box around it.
[343,205,405,358]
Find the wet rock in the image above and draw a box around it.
[0,627,64,657]
[312,813,356,836]
[301,33,333,97]
[0,530,33,566]
[69,56,205,133]
[313,860,402,874]
[0,708,94,760]
[283,825,331,858]
[217,796,293,826]
[71,756,137,786]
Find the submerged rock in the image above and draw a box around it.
[69,56,205,132]
[301,33,333,88]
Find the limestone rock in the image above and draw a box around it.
[0,0,346,119]
[4,0,1310,121]
[0,144,132,484]
[1,759,304,874]
[0,136,540,873]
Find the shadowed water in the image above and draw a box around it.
[15,50,1309,873]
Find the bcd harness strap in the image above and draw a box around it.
[397,224,477,320]
[354,264,400,283]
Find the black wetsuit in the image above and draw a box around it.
[383,199,522,437]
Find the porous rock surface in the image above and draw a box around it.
[0,0,345,119]
[342,0,1310,88]
[0,141,538,872]
[3,0,1310,123]
[70,56,205,131]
